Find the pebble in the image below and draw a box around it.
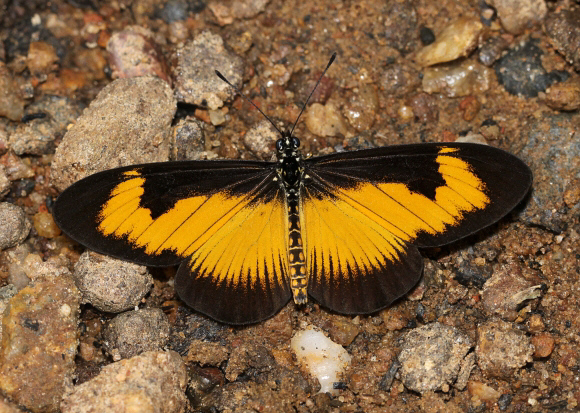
[290,69,335,105]
[32,210,61,238]
[9,95,83,156]
[320,316,360,347]
[531,332,555,358]
[544,7,580,71]
[156,0,189,23]
[207,0,270,26]
[243,119,279,159]
[51,76,175,192]
[103,308,171,361]
[380,64,421,97]
[27,41,59,75]
[73,251,153,313]
[398,323,474,393]
[407,92,439,123]
[171,117,205,160]
[0,284,17,338]
[482,263,542,321]
[495,39,568,98]
[0,275,80,413]
[174,31,243,110]
[0,63,25,121]
[304,102,350,137]
[291,325,351,394]
[478,36,509,67]
[107,26,171,84]
[383,0,418,53]
[342,83,378,132]
[0,166,9,199]
[422,60,492,97]
[414,18,483,67]
[0,153,33,182]
[187,340,231,366]
[61,351,188,413]
[541,76,580,111]
[0,203,31,250]
[488,0,547,34]
[468,381,501,404]
[519,114,580,232]
[476,319,533,379]
[419,26,435,45]
[187,365,225,407]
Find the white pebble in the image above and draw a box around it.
[291,325,351,394]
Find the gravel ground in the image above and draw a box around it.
[0,0,579,412]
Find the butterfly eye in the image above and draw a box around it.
[276,139,284,152]
[292,137,300,149]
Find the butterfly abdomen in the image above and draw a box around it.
[287,191,308,304]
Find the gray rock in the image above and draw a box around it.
[51,76,175,192]
[0,203,31,250]
[476,319,533,379]
[174,31,243,110]
[61,351,188,413]
[103,308,171,360]
[73,251,153,313]
[398,322,473,393]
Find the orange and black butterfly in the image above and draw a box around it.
[53,56,532,325]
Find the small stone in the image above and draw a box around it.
[186,340,230,366]
[476,319,534,379]
[422,60,492,97]
[171,117,205,161]
[0,203,31,250]
[0,152,34,181]
[0,63,25,121]
[51,76,175,191]
[243,120,278,159]
[157,0,189,23]
[383,0,418,53]
[103,308,171,360]
[32,210,61,238]
[342,83,378,132]
[0,166,10,199]
[415,18,484,67]
[544,7,580,71]
[208,108,226,126]
[468,381,501,404]
[291,325,351,394]
[531,332,555,358]
[107,26,170,84]
[9,95,83,156]
[398,323,473,393]
[0,275,80,413]
[482,263,542,321]
[322,316,360,347]
[495,39,568,98]
[60,351,187,413]
[488,0,547,34]
[380,64,421,97]
[478,36,509,67]
[73,251,153,313]
[305,102,350,137]
[73,48,107,81]
[419,26,435,45]
[174,31,243,110]
[541,76,580,111]
[208,0,270,26]
[27,41,59,75]
[407,93,439,123]
[527,314,545,333]
[290,69,335,105]
[459,95,481,121]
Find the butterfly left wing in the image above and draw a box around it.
[301,142,532,314]
[53,160,292,324]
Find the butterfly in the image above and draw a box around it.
[53,56,533,325]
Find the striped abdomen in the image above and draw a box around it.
[287,192,307,304]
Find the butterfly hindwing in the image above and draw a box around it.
[302,142,532,313]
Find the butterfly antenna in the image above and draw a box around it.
[214,70,283,136]
[289,52,337,137]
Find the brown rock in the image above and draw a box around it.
[0,275,81,413]
[0,63,25,121]
[531,333,555,358]
[489,0,547,34]
[476,319,533,379]
[27,41,59,75]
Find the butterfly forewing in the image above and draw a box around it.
[53,160,293,324]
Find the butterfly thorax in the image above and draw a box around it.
[276,134,308,305]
